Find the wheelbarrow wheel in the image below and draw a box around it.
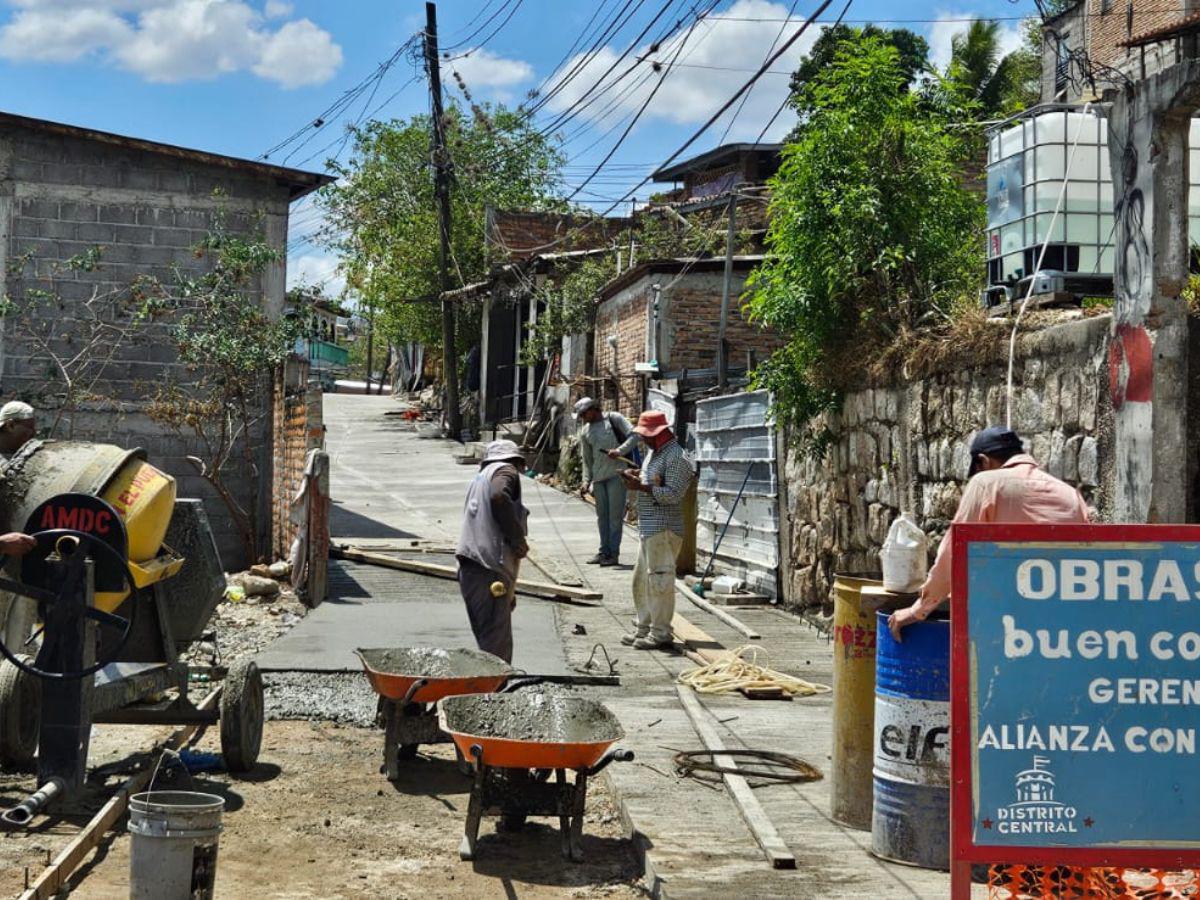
[0,654,40,767]
[220,659,264,773]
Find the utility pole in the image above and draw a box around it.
[716,188,737,390]
[424,2,462,437]
[364,299,374,395]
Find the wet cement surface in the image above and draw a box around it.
[357,646,513,679]
[440,693,624,743]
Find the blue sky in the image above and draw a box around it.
[0,0,1043,295]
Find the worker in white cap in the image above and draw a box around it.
[455,440,529,663]
[574,397,639,566]
[0,401,36,460]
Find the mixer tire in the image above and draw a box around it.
[0,655,40,767]
[221,659,263,773]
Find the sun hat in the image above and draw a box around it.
[632,410,671,439]
[481,439,525,467]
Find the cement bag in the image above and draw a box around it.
[880,513,928,593]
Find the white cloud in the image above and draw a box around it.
[254,18,342,88]
[289,250,345,297]
[0,7,130,61]
[543,0,823,142]
[0,0,343,87]
[928,11,1024,73]
[451,47,533,91]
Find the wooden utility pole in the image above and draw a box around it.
[424,2,462,436]
[364,298,374,395]
[716,189,737,390]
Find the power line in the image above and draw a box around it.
[754,0,853,144]
[719,0,801,144]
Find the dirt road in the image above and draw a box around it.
[63,720,644,899]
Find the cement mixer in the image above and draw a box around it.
[0,439,263,826]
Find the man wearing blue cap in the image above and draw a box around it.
[887,426,1089,641]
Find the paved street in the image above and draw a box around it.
[272,393,952,898]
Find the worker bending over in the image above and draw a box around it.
[456,440,529,663]
[619,411,695,651]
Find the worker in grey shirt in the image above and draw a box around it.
[574,397,639,566]
[456,440,529,663]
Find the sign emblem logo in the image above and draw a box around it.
[983,756,1082,835]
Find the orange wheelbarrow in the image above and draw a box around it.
[438,693,633,861]
[356,647,513,779]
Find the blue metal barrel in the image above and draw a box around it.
[871,611,950,870]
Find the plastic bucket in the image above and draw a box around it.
[128,791,224,900]
[871,612,950,870]
[880,546,925,594]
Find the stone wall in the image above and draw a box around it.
[0,119,302,566]
[784,314,1114,614]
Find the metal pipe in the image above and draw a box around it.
[586,748,634,776]
[3,778,66,827]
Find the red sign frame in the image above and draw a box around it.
[950,522,1200,899]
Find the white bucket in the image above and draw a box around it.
[128,791,225,900]
[880,513,929,593]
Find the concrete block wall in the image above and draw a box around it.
[0,120,296,567]
[783,314,1115,615]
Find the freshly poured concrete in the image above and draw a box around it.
[440,693,624,744]
[357,646,512,679]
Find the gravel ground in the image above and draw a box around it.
[182,578,308,667]
[264,672,379,727]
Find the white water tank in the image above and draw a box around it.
[984,106,1200,296]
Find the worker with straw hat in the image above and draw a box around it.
[619,410,695,651]
[456,439,529,663]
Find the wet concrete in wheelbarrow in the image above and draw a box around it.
[440,693,624,744]
[357,646,512,679]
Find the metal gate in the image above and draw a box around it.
[693,390,779,599]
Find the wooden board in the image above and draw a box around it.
[675,580,761,640]
[20,688,222,900]
[331,546,603,603]
[671,613,731,665]
[675,685,796,870]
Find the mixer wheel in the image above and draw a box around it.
[0,654,40,767]
[220,659,263,773]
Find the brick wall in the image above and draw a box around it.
[487,209,629,261]
[0,120,298,566]
[593,267,783,420]
[1086,0,1191,71]
[272,356,324,561]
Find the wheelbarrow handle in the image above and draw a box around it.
[586,747,634,776]
[402,677,429,705]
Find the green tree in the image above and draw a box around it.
[319,104,565,350]
[746,35,984,439]
[789,25,929,118]
[142,218,301,563]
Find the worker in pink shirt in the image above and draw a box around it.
[887,426,1089,642]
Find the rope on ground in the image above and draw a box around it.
[677,646,831,697]
[673,749,823,785]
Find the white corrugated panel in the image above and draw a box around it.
[693,390,780,599]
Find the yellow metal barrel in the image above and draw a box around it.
[830,575,883,831]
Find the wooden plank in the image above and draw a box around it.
[331,545,603,603]
[671,613,731,664]
[21,688,222,900]
[675,580,761,640]
[675,685,796,870]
